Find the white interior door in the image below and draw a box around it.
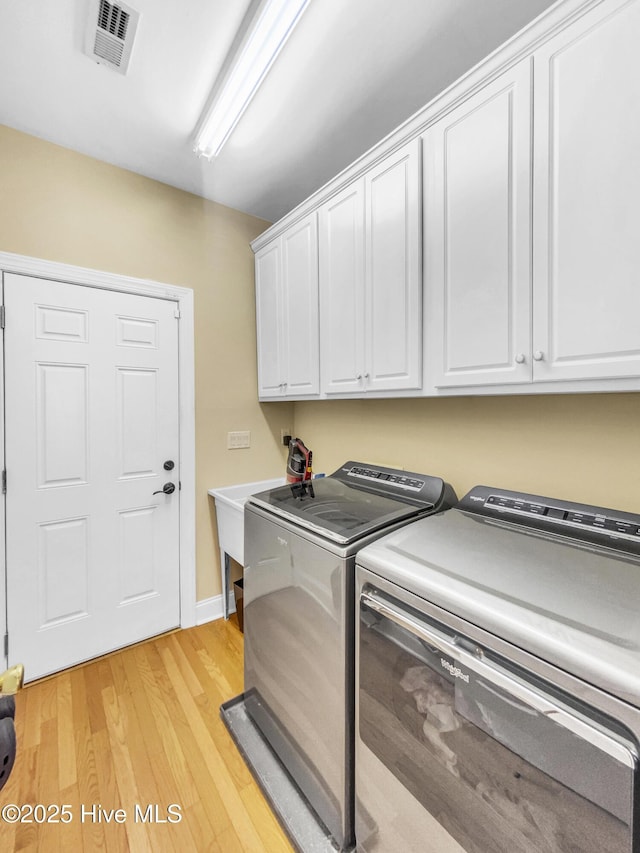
[3,273,181,682]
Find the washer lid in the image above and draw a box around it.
[356,498,640,708]
[246,461,450,545]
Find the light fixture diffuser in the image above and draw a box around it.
[194,0,310,159]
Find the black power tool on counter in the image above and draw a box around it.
[286,438,313,483]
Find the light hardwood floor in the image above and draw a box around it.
[0,618,295,852]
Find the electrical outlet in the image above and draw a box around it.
[280,428,292,445]
[227,430,251,449]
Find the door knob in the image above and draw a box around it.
[533,350,545,362]
[153,482,176,495]
[163,460,175,471]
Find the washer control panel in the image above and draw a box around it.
[347,465,425,492]
[460,485,640,553]
[335,461,456,510]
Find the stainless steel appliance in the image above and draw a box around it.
[243,462,456,850]
[355,485,640,853]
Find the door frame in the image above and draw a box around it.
[0,251,196,671]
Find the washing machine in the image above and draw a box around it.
[356,485,640,853]
[241,461,456,850]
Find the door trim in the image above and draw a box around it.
[0,251,196,670]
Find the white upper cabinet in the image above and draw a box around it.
[532,0,640,382]
[424,60,532,388]
[320,139,422,395]
[254,0,640,400]
[255,213,319,399]
[318,181,366,395]
[365,141,422,392]
[255,240,282,398]
[282,216,320,395]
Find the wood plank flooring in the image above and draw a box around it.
[0,618,295,852]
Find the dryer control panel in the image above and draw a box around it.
[459,485,640,555]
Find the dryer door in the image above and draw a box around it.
[356,585,638,853]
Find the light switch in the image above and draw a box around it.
[227,430,251,449]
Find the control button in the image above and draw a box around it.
[567,512,596,526]
[387,475,398,483]
[528,503,545,515]
[604,519,636,534]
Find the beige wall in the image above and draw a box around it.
[0,124,293,601]
[4,124,639,609]
[293,393,640,513]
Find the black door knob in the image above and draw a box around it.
[163,460,175,471]
[153,482,176,495]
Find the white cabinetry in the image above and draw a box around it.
[317,181,365,395]
[532,0,640,382]
[427,0,640,392]
[319,139,422,395]
[424,60,532,388]
[255,214,319,399]
[253,0,640,400]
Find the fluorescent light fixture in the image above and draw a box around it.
[194,0,310,159]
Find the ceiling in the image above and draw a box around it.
[0,0,556,223]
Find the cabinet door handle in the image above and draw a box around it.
[533,350,544,362]
[515,353,526,364]
[364,372,370,380]
[356,374,362,381]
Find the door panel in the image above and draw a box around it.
[319,181,366,394]
[37,363,89,486]
[533,0,640,380]
[255,241,283,397]
[117,367,158,477]
[366,139,422,391]
[38,517,89,626]
[425,60,532,387]
[4,273,180,681]
[282,214,320,396]
[118,506,157,603]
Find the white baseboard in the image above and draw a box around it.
[195,592,236,625]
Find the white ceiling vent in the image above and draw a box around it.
[85,0,140,74]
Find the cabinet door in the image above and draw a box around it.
[319,181,366,394]
[365,139,422,392]
[533,0,640,381]
[424,60,532,388]
[282,214,320,396]
[255,241,283,398]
